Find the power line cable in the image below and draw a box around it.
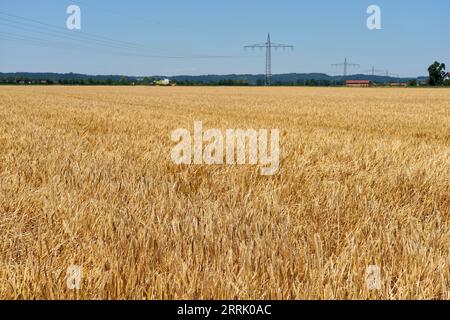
[0,31,245,60]
[0,11,165,51]
[0,19,151,53]
[71,0,210,33]
[0,11,243,59]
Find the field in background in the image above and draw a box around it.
[0,86,448,299]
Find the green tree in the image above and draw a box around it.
[142,77,151,85]
[428,61,446,86]
[119,76,128,85]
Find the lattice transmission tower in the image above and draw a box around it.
[363,65,384,76]
[332,57,359,77]
[383,71,399,78]
[245,33,294,86]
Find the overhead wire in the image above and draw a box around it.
[0,11,247,59]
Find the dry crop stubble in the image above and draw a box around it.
[0,86,449,299]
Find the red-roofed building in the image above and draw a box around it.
[346,80,372,87]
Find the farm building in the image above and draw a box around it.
[346,80,372,87]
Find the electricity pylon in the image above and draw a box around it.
[384,71,399,78]
[382,71,400,81]
[245,33,294,86]
[332,57,359,77]
[363,66,384,76]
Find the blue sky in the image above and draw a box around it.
[0,0,449,77]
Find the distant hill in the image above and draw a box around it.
[169,73,419,84]
[0,72,423,85]
[0,72,134,82]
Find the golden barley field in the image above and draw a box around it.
[0,86,449,300]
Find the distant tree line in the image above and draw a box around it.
[175,79,250,86]
[0,76,156,86]
[266,79,346,86]
[0,77,424,87]
[1,61,448,86]
[0,77,251,86]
